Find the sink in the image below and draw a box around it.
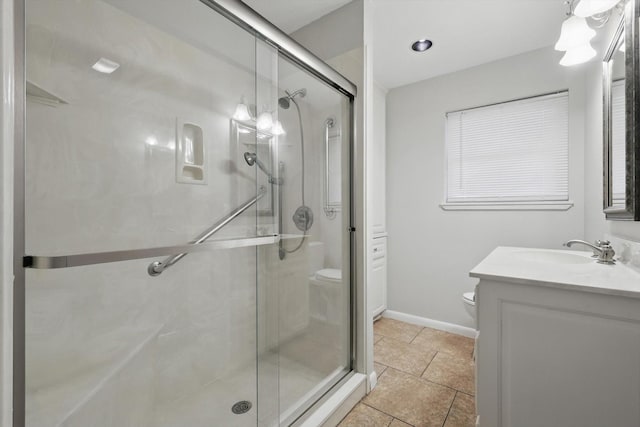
[513,250,592,265]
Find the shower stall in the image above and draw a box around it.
[14,0,356,425]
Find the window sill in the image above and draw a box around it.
[439,201,574,211]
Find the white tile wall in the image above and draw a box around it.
[24,1,348,426]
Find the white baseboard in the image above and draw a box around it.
[383,310,477,338]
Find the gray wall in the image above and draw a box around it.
[386,46,586,328]
[290,0,363,62]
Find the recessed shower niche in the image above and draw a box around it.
[176,119,206,184]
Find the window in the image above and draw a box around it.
[443,92,570,210]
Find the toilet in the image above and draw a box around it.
[308,242,343,323]
[462,291,476,326]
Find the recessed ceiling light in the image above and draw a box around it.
[92,57,120,74]
[411,39,433,52]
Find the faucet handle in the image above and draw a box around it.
[589,240,611,258]
[597,245,616,264]
[564,239,616,264]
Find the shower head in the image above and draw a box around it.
[278,97,290,110]
[243,152,256,166]
[243,152,282,185]
[278,88,307,109]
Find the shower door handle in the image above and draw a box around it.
[24,235,278,270]
[25,188,271,272]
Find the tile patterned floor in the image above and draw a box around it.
[338,318,476,427]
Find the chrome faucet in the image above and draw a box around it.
[563,239,616,265]
[593,240,610,258]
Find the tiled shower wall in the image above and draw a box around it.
[24,1,306,425]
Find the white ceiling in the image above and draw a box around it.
[243,0,352,34]
[243,0,569,90]
[372,0,567,89]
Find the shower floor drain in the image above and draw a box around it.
[232,400,252,415]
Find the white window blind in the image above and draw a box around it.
[446,92,569,204]
[611,80,626,203]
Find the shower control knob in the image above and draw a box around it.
[293,205,314,232]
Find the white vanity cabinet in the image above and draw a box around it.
[367,83,388,318]
[370,237,387,317]
[471,247,640,427]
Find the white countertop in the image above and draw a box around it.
[470,246,640,299]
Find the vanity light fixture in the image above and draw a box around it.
[555,15,596,51]
[554,0,624,68]
[554,1,601,67]
[233,102,252,121]
[574,0,620,17]
[256,111,274,132]
[91,57,120,74]
[233,98,285,135]
[559,43,597,66]
[271,120,285,136]
[411,39,433,52]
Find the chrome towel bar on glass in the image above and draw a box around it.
[24,235,277,270]
[24,187,269,272]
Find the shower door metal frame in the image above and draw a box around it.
[11,0,359,425]
[12,0,26,424]
[199,0,357,98]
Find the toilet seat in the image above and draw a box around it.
[314,268,342,283]
[463,291,475,305]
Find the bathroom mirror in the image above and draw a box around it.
[603,15,626,216]
[603,0,640,220]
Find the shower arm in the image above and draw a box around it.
[147,186,267,276]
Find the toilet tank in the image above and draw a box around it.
[307,241,325,275]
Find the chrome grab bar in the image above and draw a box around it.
[323,117,338,218]
[148,186,267,276]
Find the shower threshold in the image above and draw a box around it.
[280,366,350,427]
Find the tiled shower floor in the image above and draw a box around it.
[339,318,476,427]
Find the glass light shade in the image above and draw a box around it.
[271,120,285,135]
[233,103,252,121]
[256,111,273,131]
[574,0,620,17]
[559,42,597,66]
[555,16,596,51]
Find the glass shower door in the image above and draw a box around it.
[24,0,273,426]
[255,54,353,425]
